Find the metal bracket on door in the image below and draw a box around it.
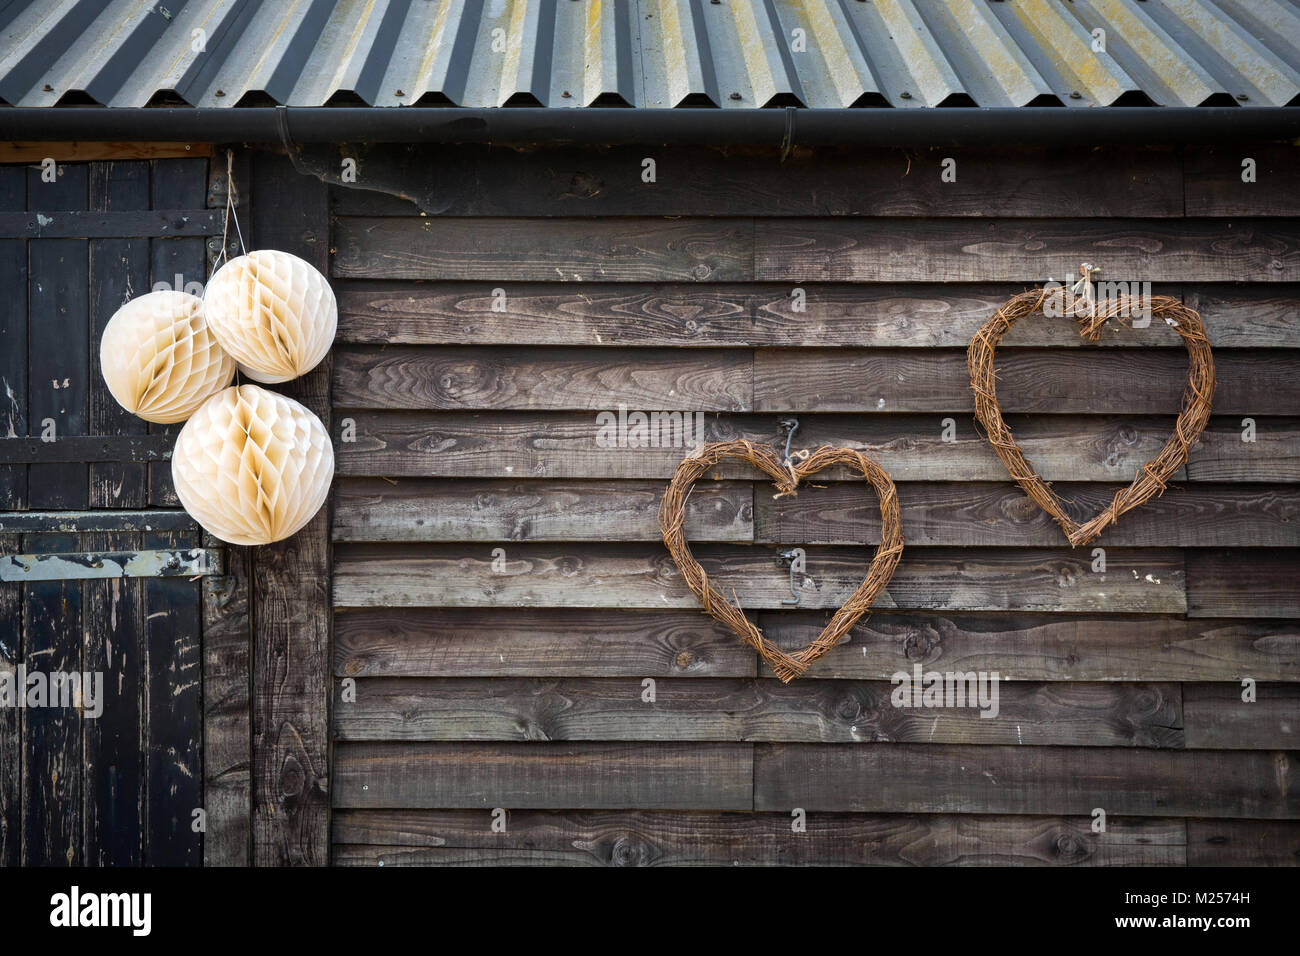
[0,549,224,583]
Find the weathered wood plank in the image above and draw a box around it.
[333,607,1299,682]
[202,535,251,867]
[88,159,150,509]
[333,217,753,281]
[28,233,89,509]
[337,281,757,346]
[0,537,21,865]
[755,482,1300,548]
[332,478,752,543]
[753,348,1300,415]
[1183,683,1300,750]
[1184,285,1300,348]
[1186,819,1300,866]
[146,166,204,509]
[336,412,1300,483]
[333,543,1187,613]
[0,510,195,533]
[334,608,757,679]
[757,612,1300,682]
[81,530,143,866]
[754,218,1300,282]
[332,810,1186,866]
[250,150,331,867]
[1187,549,1300,618]
[143,529,202,866]
[0,165,28,510]
[21,532,82,865]
[334,678,1183,748]
[335,281,1300,349]
[754,744,1300,818]
[327,144,1185,218]
[334,742,754,810]
[0,143,212,163]
[0,434,174,463]
[1186,417,1300,482]
[148,158,207,508]
[27,162,89,509]
[0,209,221,238]
[752,282,1300,350]
[1184,145,1300,217]
[333,346,752,411]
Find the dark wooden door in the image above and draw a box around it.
[0,156,219,865]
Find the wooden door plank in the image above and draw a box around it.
[88,160,150,509]
[82,530,143,865]
[21,531,83,865]
[0,535,21,865]
[0,166,27,510]
[143,529,202,865]
[27,161,89,509]
[28,239,89,508]
[147,158,208,508]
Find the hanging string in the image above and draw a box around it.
[215,148,247,273]
[211,148,248,388]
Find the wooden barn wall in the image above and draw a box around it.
[326,142,1300,866]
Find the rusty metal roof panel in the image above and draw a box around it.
[1,0,1297,109]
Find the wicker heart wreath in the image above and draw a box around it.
[968,288,1216,548]
[660,439,903,682]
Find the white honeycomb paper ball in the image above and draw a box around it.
[203,249,337,384]
[99,290,236,424]
[172,384,334,546]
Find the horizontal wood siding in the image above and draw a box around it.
[329,144,1300,867]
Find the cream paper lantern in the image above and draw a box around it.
[172,384,334,546]
[203,249,336,384]
[99,290,236,424]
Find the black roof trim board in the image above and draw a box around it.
[1,106,1299,146]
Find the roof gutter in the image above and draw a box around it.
[2,106,1299,146]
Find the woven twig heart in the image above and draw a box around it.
[968,288,1216,548]
[660,440,904,682]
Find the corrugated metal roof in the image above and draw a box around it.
[1,0,1297,110]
